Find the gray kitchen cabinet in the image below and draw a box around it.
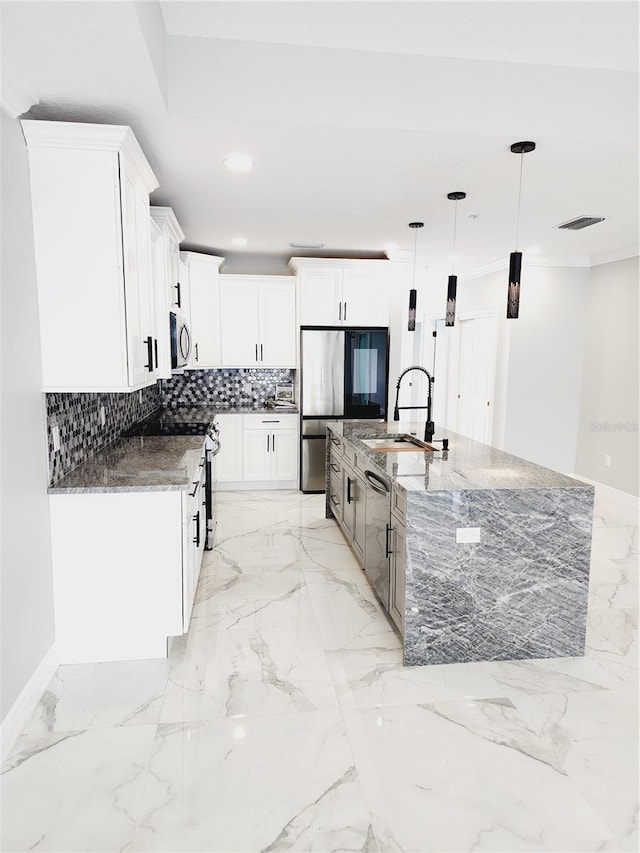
[389,513,406,633]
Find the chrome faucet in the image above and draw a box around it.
[393,365,435,443]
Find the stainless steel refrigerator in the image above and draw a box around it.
[300,326,389,492]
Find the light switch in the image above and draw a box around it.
[456,527,481,544]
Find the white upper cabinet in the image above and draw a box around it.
[150,207,185,379]
[180,252,224,369]
[219,275,296,367]
[22,120,159,392]
[290,258,391,327]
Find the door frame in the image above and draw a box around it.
[447,308,499,443]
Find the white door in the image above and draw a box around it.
[119,166,147,387]
[219,279,260,365]
[243,430,271,480]
[258,280,296,366]
[270,429,298,481]
[298,268,342,325]
[456,315,496,443]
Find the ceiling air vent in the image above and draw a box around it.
[556,216,606,231]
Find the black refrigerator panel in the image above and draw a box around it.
[343,329,389,419]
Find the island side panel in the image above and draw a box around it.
[404,486,595,666]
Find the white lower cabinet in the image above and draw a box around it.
[215,413,298,488]
[48,454,207,664]
[214,414,244,482]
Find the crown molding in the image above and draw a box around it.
[589,247,639,267]
[460,253,592,281]
[288,256,391,272]
[150,206,185,243]
[180,251,224,268]
[21,119,158,193]
[1,75,38,118]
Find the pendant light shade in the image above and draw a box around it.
[445,191,465,327]
[408,222,424,331]
[507,141,536,319]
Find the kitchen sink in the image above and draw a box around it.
[361,434,438,453]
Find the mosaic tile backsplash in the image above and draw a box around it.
[160,368,295,408]
[46,384,161,484]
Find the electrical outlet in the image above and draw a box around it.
[100,405,106,427]
[138,390,143,403]
[52,425,61,453]
[604,454,611,467]
[243,382,252,394]
[456,527,481,544]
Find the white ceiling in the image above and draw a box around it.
[2,1,638,277]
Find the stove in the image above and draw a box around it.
[124,411,215,438]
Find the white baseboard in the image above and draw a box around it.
[568,474,639,510]
[1,642,58,759]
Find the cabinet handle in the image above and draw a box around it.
[385,524,393,558]
[266,434,270,452]
[154,338,159,369]
[344,301,347,321]
[193,511,200,547]
[144,336,154,372]
[346,476,352,504]
[261,419,280,423]
[330,436,340,446]
[272,433,276,452]
[189,481,198,497]
[199,459,205,468]
[175,281,181,308]
[255,344,258,362]
[338,302,342,321]
[330,463,340,473]
[195,343,199,362]
[260,343,263,361]
[330,494,340,507]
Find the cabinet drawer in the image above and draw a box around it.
[343,443,358,468]
[243,413,298,431]
[327,431,343,455]
[328,452,341,478]
[392,484,407,521]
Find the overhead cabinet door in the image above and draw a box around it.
[219,278,261,365]
[219,276,296,367]
[258,280,296,366]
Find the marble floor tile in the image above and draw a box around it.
[3,485,637,852]
[343,702,615,851]
[21,660,169,734]
[1,725,157,852]
[511,688,639,849]
[133,712,377,852]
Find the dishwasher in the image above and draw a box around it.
[363,469,392,610]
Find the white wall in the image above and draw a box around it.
[575,256,639,496]
[419,262,591,475]
[1,110,56,721]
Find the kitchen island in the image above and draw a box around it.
[326,421,594,667]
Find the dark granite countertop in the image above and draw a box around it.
[329,420,590,493]
[48,435,207,494]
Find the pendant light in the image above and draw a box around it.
[507,141,536,319]
[445,191,466,327]
[407,221,424,331]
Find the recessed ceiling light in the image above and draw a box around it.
[223,153,254,173]
[232,237,248,247]
[289,242,325,249]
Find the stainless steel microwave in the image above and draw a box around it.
[170,311,192,371]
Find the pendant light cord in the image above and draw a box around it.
[515,151,525,250]
[412,225,418,288]
[451,200,459,275]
